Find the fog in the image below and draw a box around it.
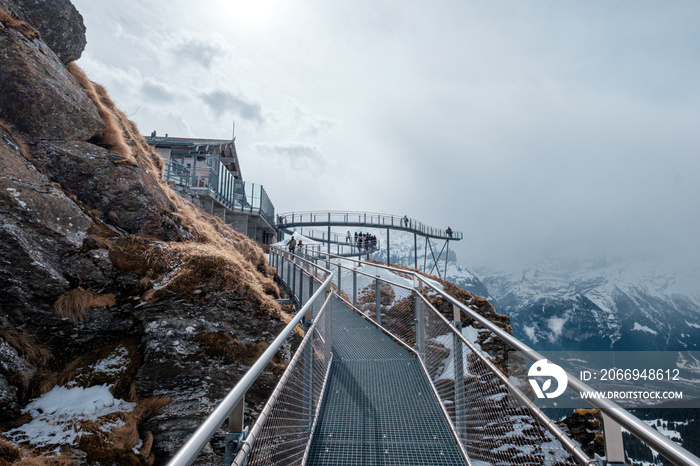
[73,0,700,277]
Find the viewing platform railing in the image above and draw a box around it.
[278,211,463,240]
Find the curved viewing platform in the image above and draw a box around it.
[277,211,462,241]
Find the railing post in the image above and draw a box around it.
[304,300,314,431]
[375,268,381,325]
[308,273,315,317]
[452,303,467,445]
[601,413,626,465]
[326,292,332,362]
[414,276,425,360]
[223,395,248,466]
[337,263,342,298]
[291,260,297,305]
[352,266,358,308]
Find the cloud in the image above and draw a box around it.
[200,89,264,123]
[253,141,325,165]
[285,98,338,138]
[141,78,177,102]
[172,38,226,69]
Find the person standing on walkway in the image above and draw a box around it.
[287,236,297,254]
[346,231,352,243]
[403,215,409,228]
[446,227,453,238]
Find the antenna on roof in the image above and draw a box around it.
[232,120,236,141]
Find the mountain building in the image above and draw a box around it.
[146,132,276,244]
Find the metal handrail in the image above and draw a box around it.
[232,292,335,466]
[301,249,700,466]
[277,210,463,240]
[166,252,333,466]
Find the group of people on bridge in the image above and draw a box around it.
[346,231,378,253]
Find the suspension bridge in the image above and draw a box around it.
[166,214,700,466]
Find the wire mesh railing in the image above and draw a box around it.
[233,293,333,465]
[167,249,333,466]
[344,266,581,465]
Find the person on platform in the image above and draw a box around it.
[403,215,409,227]
[287,236,297,254]
[446,226,453,238]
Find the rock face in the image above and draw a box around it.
[0,126,93,311]
[0,26,104,140]
[0,1,285,464]
[32,141,181,239]
[12,0,87,64]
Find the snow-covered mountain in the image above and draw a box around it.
[476,259,700,351]
[364,229,700,351]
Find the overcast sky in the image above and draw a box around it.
[72,0,700,275]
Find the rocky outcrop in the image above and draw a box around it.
[12,0,87,64]
[0,25,104,140]
[0,125,94,312]
[32,141,182,239]
[0,0,284,463]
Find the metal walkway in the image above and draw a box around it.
[168,249,700,466]
[307,299,468,465]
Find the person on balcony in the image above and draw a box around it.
[403,215,409,228]
[287,236,297,254]
[446,227,453,238]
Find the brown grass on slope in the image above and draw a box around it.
[0,435,75,466]
[66,63,281,312]
[0,326,52,367]
[0,6,40,41]
[77,396,169,466]
[53,288,116,323]
[65,63,132,161]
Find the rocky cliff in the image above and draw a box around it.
[0,1,286,464]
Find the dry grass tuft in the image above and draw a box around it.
[53,288,116,323]
[0,6,40,40]
[66,63,132,161]
[147,242,279,312]
[0,326,52,367]
[77,396,169,466]
[0,435,76,466]
[26,371,57,400]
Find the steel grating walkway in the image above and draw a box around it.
[307,298,469,465]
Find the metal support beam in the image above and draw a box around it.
[414,277,425,360]
[308,274,314,314]
[414,232,418,270]
[223,396,248,466]
[445,240,450,278]
[426,238,445,281]
[602,412,626,465]
[375,268,381,325]
[327,214,332,257]
[452,304,466,444]
[386,228,390,266]
[352,267,357,308]
[337,263,342,299]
